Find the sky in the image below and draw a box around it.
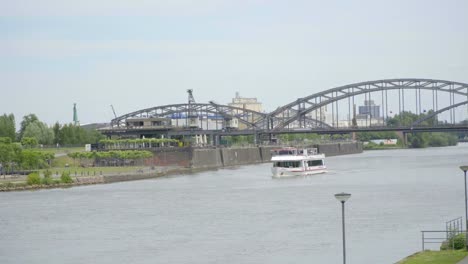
[1,0,468,127]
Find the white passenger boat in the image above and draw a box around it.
[271,148,326,178]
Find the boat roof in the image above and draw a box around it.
[271,154,325,161]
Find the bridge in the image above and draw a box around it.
[101,78,468,143]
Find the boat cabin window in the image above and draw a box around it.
[274,161,301,168]
[307,160,323,166]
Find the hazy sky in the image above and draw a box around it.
[2,0,468,126]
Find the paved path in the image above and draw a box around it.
[458,256,468,264]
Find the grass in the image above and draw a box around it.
[31,147,85,155]
[397,250,468,264]
[52,155,75,167]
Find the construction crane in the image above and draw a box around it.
[110,105,118,118]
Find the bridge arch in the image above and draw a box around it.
[271,78,468,129]
[111,103,268,129]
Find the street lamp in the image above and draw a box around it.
[335,192,351,264]
[460,166,468,250]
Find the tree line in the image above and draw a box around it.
[356,111,459,148]
[0,113,104,146]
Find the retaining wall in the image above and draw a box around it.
[220,147,263,167]
[146,147,191,167]
[316,142,363,157]
[144,143,362,169]
[191,148,223,169]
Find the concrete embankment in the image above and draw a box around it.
[189,142,362,169]
[133,142,362,169]
[316,142,363,157]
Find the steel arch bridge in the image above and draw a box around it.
[110,103,268,129]
[105,78,468,137]
[265,78,468,130]
[110,103,331,130]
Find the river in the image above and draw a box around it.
[1,144,468,264]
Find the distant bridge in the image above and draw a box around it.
[101,78,468,140]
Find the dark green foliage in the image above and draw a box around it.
[387,110,437,127]
[26,172,41,185]
[56,124,105,145]
[386,111,458,148]
[60,171,73,183]
[52,122,61,144]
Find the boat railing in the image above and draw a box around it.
[271,148,319,156]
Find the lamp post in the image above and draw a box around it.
[460,166,468,251]
[335,192,351,264]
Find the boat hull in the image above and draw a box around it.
[271,167,327,178]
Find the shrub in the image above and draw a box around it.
[41,176,54,185]
[41,170,54,185]
[26,172,41,185]
[60,171,73,184]
[441,233,466,250]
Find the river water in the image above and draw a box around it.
[1,144,468,264]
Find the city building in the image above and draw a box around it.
[359,100,380,118]
[228,92,263,112]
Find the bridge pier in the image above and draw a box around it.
[395,131,407,146]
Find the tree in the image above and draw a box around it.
[0,114,16,141]
[22,121,55,145]
[18,114,38,141]
[0,137,22,172]
[0,137,14,168]
[52,122,61,145]
[21,137,38,148]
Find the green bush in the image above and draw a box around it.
[441,233,466,250]
[26,172,41,185]
[41,170,54,185]
[60,171,73,184]
[41,176,54,185]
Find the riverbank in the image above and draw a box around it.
[0,166,196,192]
[0,142,363,192]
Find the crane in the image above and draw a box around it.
[110,105,118,118]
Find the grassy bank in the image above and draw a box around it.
[397,250,467,264]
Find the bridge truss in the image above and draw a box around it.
[105,78,468,138]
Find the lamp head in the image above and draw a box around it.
[335,192,351,203]
[460,166,468,172]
